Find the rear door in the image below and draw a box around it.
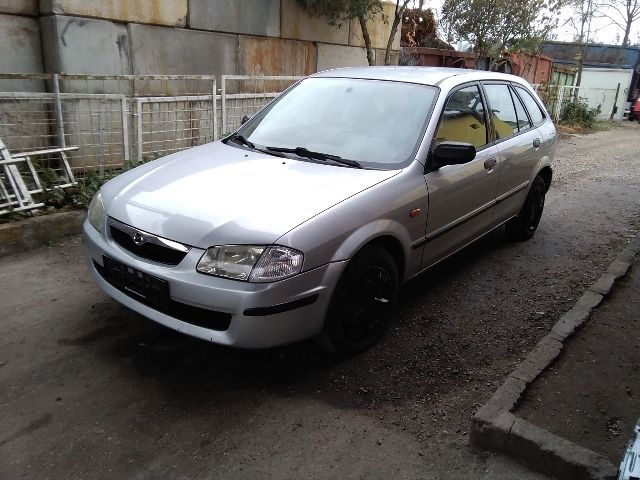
[421,83,500,268]
[482,82,542,225]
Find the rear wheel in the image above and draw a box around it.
[318,245,399,356]
[505,175,546,242]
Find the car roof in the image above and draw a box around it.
[311,66,528,87]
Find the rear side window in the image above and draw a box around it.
[514,85,546,125]
[510,85,533,132]
[434,85,488,149]
[484,84,519,139]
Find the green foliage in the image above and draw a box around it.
[441,0,563,61]
[560,99,601,129]
[37,158,147,211]
[296,0,387,65]
[1,157,157,222]
[295,0,383,26]
[38,168,114,210]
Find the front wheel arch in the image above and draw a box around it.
[317,243,400,356]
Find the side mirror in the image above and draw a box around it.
[240,113,253,125]
[430,141,476,170]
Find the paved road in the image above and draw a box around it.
[1,123,639,479]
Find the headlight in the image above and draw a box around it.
[196,245,303,282]
[88,192,105,233]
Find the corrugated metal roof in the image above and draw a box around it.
[542,41,640,70]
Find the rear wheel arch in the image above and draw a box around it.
[537,166,553,192]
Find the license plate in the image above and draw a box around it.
[102,256,169,311]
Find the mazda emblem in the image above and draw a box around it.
[132,231,145,246]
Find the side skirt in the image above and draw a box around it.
[406,214,518,282]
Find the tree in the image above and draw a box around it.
[384,1,412,65]
[441,0,563,67]
[402,8,454,48]
[565,0,598,92]
[296,0,410,66]
[597,0,640,63]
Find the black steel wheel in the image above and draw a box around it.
[505,175,547,242]
[319,245,399,356]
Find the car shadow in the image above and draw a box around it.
[101,226,517,414]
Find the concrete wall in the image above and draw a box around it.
[0,0,37,16]
[0,14,44,91]
[129,23,237,89]
[189,0,280,37]
[318,44,369,71]
[41,15,131,76]
[39,0,188,27]
[0,0,400,85]
[349,1,401,51]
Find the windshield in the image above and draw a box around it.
[236,77,438,169]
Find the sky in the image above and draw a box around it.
[552,3,640,44]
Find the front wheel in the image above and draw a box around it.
[505,175,547,242]
[318,245,399,356]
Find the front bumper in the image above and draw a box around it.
[83,219,346,348]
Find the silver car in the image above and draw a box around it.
[84,67,556,355]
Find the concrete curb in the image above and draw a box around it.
[471,235,640,480]
[0,210,85,257]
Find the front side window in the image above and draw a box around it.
[237,77,438,169]
[484,84,519,139]
[433,85,488,149]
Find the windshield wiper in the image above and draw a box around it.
[265,146,362,169]
[226,134,288,158]
[227,133,255,149]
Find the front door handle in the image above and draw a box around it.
[533,138,541,148]
[484,158,497,170]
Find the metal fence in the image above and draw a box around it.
[220,75,302,135]
[0,73,303,182]
[532,84,619,122]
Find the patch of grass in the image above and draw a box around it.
[593,120,613,131]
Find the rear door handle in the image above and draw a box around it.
[533,138,541,148]
[484,158,497,170]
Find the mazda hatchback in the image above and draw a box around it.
[84,67,556,355]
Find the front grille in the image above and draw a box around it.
[109,220,189,266]
[94,260,232,331]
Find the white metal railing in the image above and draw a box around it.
[0,74,303,180]
[532,84,619,122]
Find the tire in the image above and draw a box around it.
[505,175,547,242]
[318,245,399,356]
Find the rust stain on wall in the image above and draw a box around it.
[239,36,316,77]
[43,0,188,27]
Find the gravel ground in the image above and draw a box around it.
[1,122,639,479]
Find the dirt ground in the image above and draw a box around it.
[518,256,640,465]
[1,122,640,479]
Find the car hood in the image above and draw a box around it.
[102,141,400,249]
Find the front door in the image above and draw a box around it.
[421,83,501,268]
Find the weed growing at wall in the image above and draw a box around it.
[560,99,601,130]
